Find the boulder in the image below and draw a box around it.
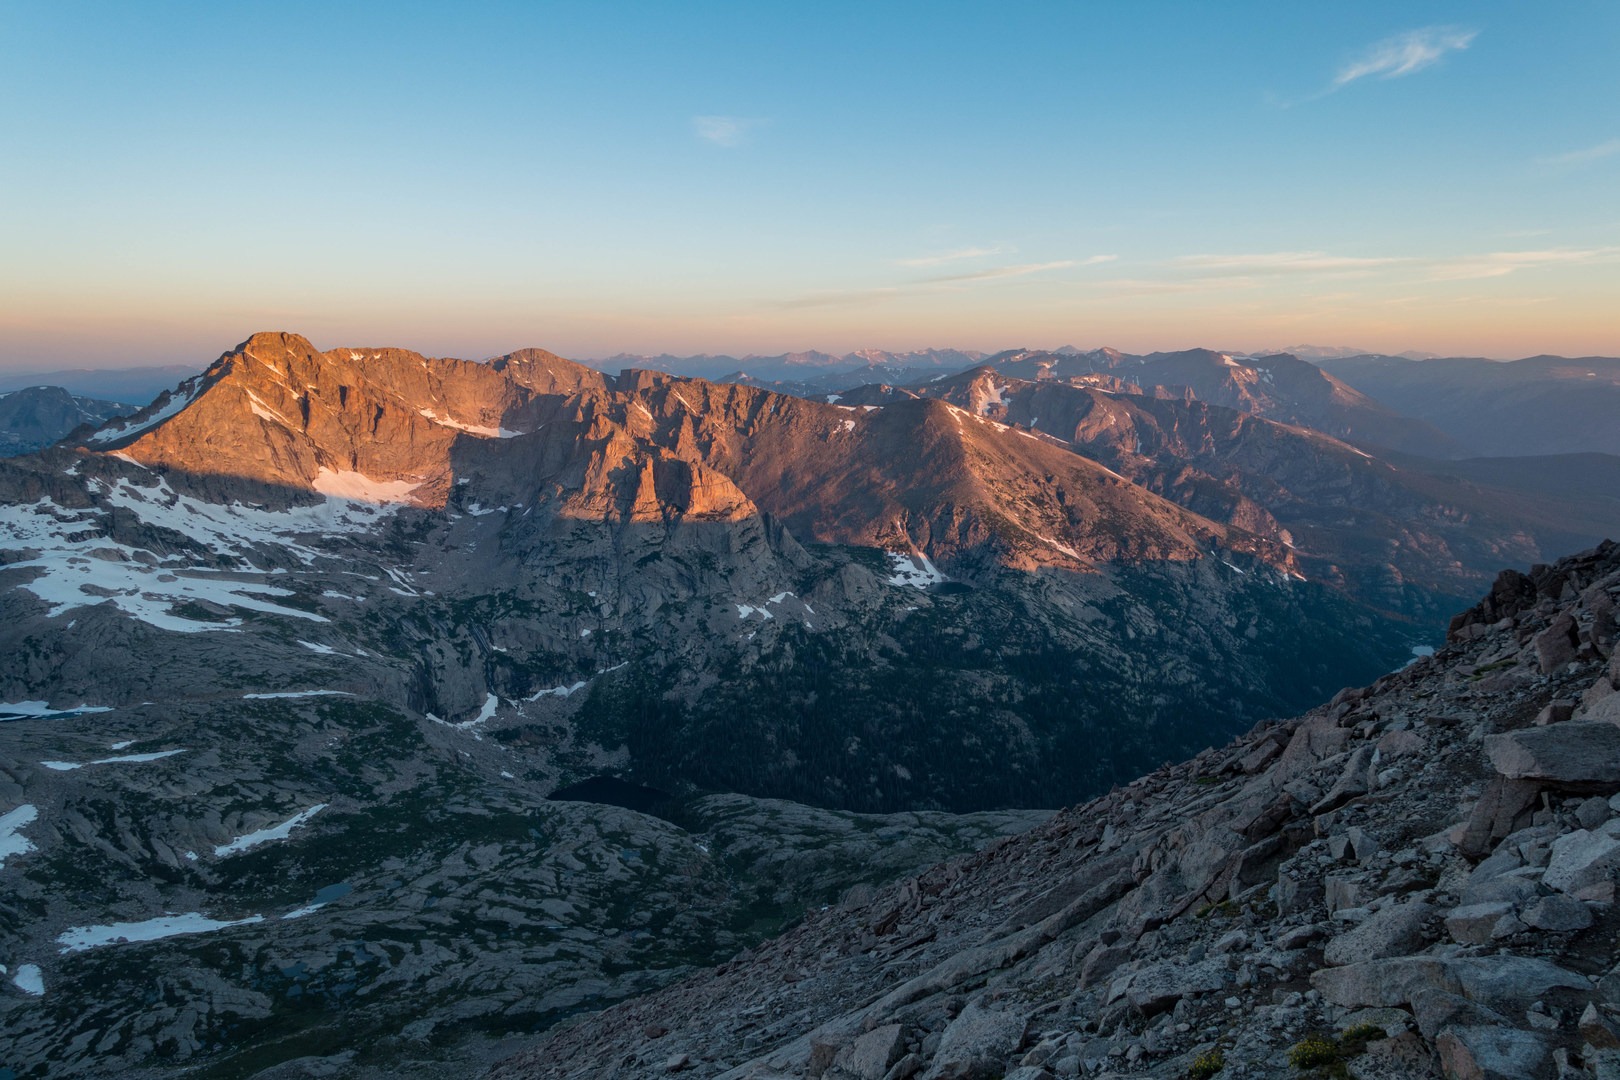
[1323,900,1432,966]
[1106,959,1226,1015]
[1435,1025,1550,1080]
[1585,693,1620,725]
[1444,902,1523,945]
[1313,957,1457,1009]
[1484,723,1620,787]
[920,1004,1029,1080]
[1520,893,1594,932]
[1457,778,1542,858]
[1313,955,1586,1012]
[1578,795,1614,830]
[839,1025,907,1080]
[1448,955,1590,1011]
[1310,746,1374,815]
[1534,612,1580,674]
[1543,822,1620,896]
[1533,700,1575,726]
[1409,988,1511,1042]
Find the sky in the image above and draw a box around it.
[2,1,1618,368]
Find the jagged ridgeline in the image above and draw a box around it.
[2,330,1434,813]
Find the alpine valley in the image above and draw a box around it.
[2,332,1619,1079]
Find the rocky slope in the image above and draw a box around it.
[491,540,1620,1080]
[0,385,134,457]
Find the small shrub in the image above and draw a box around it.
[1287,1034,1341,1069]
[1189,1047,1226,1078]
[1338,1022,1386,1051]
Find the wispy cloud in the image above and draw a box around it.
[895,246,1011,268]
[1096,277,1259,297]
[772,287,902,310]
[692,115,763,147]
[1539,138,1620,168]
[1173,251,1409,275]
[770,258,1089,310]
[1428,247,1620,280]
[1333,27,1477,88]
[922,260,1077,284]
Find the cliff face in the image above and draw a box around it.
[491,541,1620,1080]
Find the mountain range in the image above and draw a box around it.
[1,330,1618,1078]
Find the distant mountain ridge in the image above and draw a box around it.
[0,385,135,457]
[0,365,200,407]
[1319,353,1620,457]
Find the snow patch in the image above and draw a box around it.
[0,701,112,721]
[979,380,1006,414]
[416,408,525,439]
[57,913,265,953]
[527,681,587,700]
[12,963,44,995]
[84,378,203,445]
[40,749,186,771]
[885,552,947,589]
[1,805,39,869]
[215,804,327,857]
[311,468,421,504]
[245,389,292,426]
[0,481,406,632]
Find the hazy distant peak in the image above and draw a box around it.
[1262,343,1443,362]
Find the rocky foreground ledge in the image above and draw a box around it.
[490,541,1620,1080]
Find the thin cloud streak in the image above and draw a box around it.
[772,287,902,310]
[1173,251,1409,274]
[1427,247,1620,280]
[692,115,762,147]
[1091,246,1620,294]
[1540,138,1620,168]
[895,246,1011,267]
[922,260,1077,284]
[770,259,1086,310]
[1333,27,1477,88]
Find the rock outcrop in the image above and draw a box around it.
[491,541,1620,1080]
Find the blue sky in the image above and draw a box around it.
[3,2,1617,367]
